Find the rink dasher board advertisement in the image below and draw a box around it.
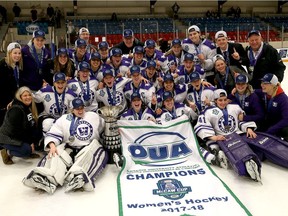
[117,116,252,216]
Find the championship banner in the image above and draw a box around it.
[117,116,252,216]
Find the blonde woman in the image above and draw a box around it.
[0,42,23,125]
[0,86,40,165]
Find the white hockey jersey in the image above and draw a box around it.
[194,104,257,140]
[67,76,99,112]
[34,86,77,119]
[156,102,198,124]
[96,77,130,114]
[44,111,105,149]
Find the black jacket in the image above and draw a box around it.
[245,43,286,89]
[0,58,19,110]
[113,38,144,54]
[0,99,37,146]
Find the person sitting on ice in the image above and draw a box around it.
[194,89,261,182]
[22,98,108,194]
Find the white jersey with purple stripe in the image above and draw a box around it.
[34,86,77,119]
[166,51,185,67]
[68,50,90,75]
[96,77,130,114]
[124,80,156,107]
[101,59,131,77]
[156,84,188,108]
[194,104,257,141]
[67,77,99,112]
[175,65,205,84]
[120,107,156,121]
[186,85,216,114]
[44,112,104,149]
[144,49,169,72]
[182,38,216,72]
[156,102,198,124]
[121,57,148,76]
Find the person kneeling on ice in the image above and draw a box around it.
[194,89,261,181]
[22,98,108,194]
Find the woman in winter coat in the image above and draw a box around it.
[0,86,40,165]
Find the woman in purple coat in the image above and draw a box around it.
[21,30,51,91]
[255,73,288,141]
[228,74,264,128]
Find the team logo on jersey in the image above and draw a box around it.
[114,91,124,105]
[49,103,68,116]
[153,179,192,200]
[99,89,105,97]
[44,94,51,102]
[78,90,95,103]
[212,109,219,115]
[75,120,93,141]
[165,113,173,121]
[218,114,236,133]
[272,102,278,107]
[71,84,78,92]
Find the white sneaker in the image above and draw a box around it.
[245,159,261,182]
[217,150,229,169]
[23,174,56,194]
[113,153,123,169]
[65,174,85,193]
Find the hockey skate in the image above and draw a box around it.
[211,149,229,169]
[65,174,85,193]
[113,153,123,169]
[245,159,261,182]
[23,173,56,194]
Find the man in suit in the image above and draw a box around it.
[214,30,249,73]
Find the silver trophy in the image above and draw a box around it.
[97,105,123,164]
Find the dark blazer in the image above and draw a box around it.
[216,42,249,72]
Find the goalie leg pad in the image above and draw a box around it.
[242,132,288,168]
[64,139,108,192]
[23,145,73,193]
[217,133,261,177]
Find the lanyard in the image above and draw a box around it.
[32,43,44,69]
[169,108,177,119]
[69,115,80,136]
[132,109,142,120]
[221,108,229,126]
[193,88,202,111]
[249,48,261,66]
[78,80,90,101]
[235,93,246,110]
[264,95,274,112]
[106,84,116,106]
[13,65,19,88]
[218,67,230,89]
[223,50,230,66]
[194,44,201,54]
[54,87,65,116]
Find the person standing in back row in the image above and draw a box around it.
[245,30,286,89]
[214,30,249,73]
[113,29,144,55]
